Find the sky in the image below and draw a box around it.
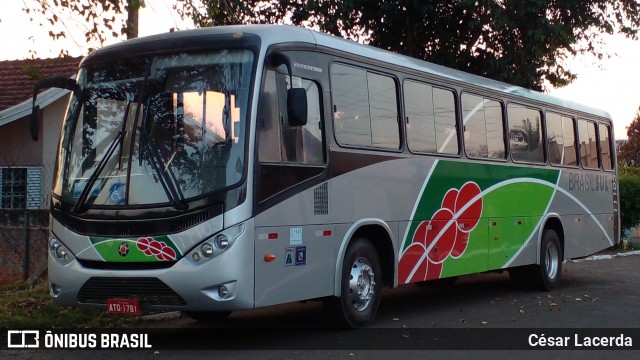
[1,0,639,139]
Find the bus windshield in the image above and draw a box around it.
[53,49,254,209]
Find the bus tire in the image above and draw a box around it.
[533,229,563,291]
[186,311,232,322]
[325,238,382,328]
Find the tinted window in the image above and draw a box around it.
[368,72,400,148]
[405,80,458,154]
[508,104,544,163]
[331,64,399,149]
[599,123,613,170]
[331,64,370,147]
[258,70,324,165]
[547,112,578,167]
[578,119,599,169]
[462,94,505,159]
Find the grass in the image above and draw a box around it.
[1,280,143,328]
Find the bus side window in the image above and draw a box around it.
[508,104,544,163]
[258,69,325,165]
[462,93,505,159]
[281,77,324,164]
[547,112,578,167]
[331,63,400,150]
[404,80,458,155]
[258,70,282,163]
[578,119,599,169]
[599,123,613,170]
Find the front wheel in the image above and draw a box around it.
[324,238,382,328]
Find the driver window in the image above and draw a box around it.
[258,69,325,165]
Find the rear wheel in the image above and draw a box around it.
[533,229,562,291]
[509,229,562,291]
[324,238,382,328]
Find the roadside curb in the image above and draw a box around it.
[570,250,640,263]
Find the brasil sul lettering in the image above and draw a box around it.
[568,172,609,192]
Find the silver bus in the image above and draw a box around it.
[32,25,619,327]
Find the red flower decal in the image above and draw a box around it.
[136,237,177,261]
[399,182,483,284]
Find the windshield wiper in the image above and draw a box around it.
[72,97,134,214]
[72,130,125,214]
[138,127,189,211]
[124,73,187,211]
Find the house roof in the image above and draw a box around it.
[0,56,81,112]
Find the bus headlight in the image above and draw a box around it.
[49,236,74,265]
[201,243,214,258]
[190,222,245,265]
[214,234,229,250]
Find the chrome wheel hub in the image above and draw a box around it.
[348,258,376,311]
[545,242,559,279]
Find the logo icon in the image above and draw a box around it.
[118,242,129,257]
[136,237,177,261]
[7,330,39,348]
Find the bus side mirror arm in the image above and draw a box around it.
[31,76,78,141]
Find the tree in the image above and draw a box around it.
[189,0,640,91]
[23,0,145,52]
[619,107,640,166]
[172,0,256,26]
[25,1,640,92]
[23,0,246,56]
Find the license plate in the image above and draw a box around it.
[106,298,141,315]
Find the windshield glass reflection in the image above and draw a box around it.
[53,50,253,208]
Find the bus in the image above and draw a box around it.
[31,24,619,328]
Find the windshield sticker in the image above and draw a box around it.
[285,247,295,267]
[108,183,126,204]
[72,179,102,199]
[290,227,303,245]
[284,246,306,266]
[295,246,306,266]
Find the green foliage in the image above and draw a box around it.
[24,0,146,51]
[619,107,640,166]
[619,169,640,232]
[26,1,640,90]
[1,281,141,328]
[21,64,45,80]
[187,0,640,91]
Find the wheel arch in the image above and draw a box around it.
[334,219,398,296]
[538,214,565,263]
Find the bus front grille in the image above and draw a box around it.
[78,277,187,307]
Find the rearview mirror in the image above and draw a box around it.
[287,88,308,126]
[268,52,308,127]
[31,76,78,141]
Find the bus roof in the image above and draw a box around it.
[87,24,612,120]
